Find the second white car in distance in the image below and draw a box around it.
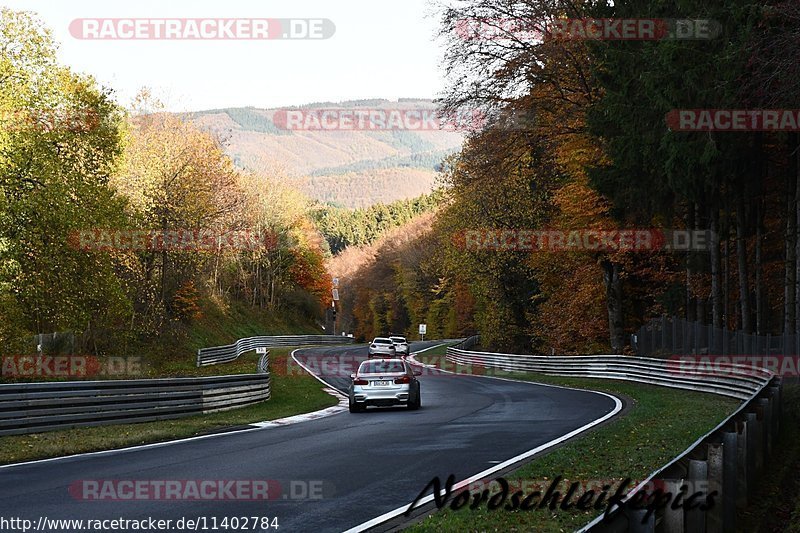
[389,335,409,356]
[368,337,396,358]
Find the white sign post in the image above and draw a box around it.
[419,323,427,341]
[256,347,268,355]
[331,289,339,336]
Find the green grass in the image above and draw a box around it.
[1,299,324,383]
[413,342,460,364]
[182,299,322,354]
[406,373,738,533]
[147,299,323,377]
[0,350,338,465]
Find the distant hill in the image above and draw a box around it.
[183,100,463,207]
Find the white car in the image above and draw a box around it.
[348,358,422,412]
[389,335,409,356]
[368,337,396,358]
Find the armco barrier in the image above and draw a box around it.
[0,373,270,436]
[197,335,353,367]
[1,334,354,436]
[446,346,768,400]
[445,341,780,533]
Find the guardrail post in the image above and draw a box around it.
[736,419,748,508]
[686,460,708,533]
[706,444,723,533]
[769,380,782,434]
[745,412,758,497]
[627,508,654,533]
[662,479,684,533]
[757,397,772,459]
[753,403,767,475]
[722,431,738,532]
[673,320,678,352]
[708,324,713,354]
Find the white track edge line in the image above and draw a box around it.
[341,359,623,533]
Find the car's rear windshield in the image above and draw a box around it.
[359,361,406,374]
[373,338,392,344]
[390,337,406,342]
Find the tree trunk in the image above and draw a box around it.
[723,238,730,329]
[737,193,751,333]
[686,206,696,322]
[695,202,705,322]
[755,198,764,335]
[601,259,625,354]
[786,148,797,334]
[795,138,800,335]
[710,206,723,330]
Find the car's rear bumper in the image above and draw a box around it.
[352,386,410,405]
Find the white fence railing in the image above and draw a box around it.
[196,335,354,367]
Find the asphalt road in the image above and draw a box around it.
[0,341,619,532]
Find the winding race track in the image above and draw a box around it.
[0,342,620,532]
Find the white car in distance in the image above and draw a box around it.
[368,337,396,358]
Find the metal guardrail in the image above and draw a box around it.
[0,373,270,436]
[451,335,480,351]
[196,335,353,367]
[445,343,780,533]
[446,344,769,401]
[1,334,354,436]
[580,377,781,533]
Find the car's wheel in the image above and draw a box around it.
[408,393,420,410]
[349,399,363,413]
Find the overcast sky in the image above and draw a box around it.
[3,0,447,112]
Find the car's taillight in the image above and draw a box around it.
[394,375,411,384]
[354,378,368,385]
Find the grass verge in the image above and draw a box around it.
[412,342,460,364]
[0,351,338,465]
[406,372,738,533]
[0,299,324,383]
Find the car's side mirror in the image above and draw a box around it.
[413,370,422,376]
[350,373,356,379]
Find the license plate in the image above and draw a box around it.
[372,380,391,387]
